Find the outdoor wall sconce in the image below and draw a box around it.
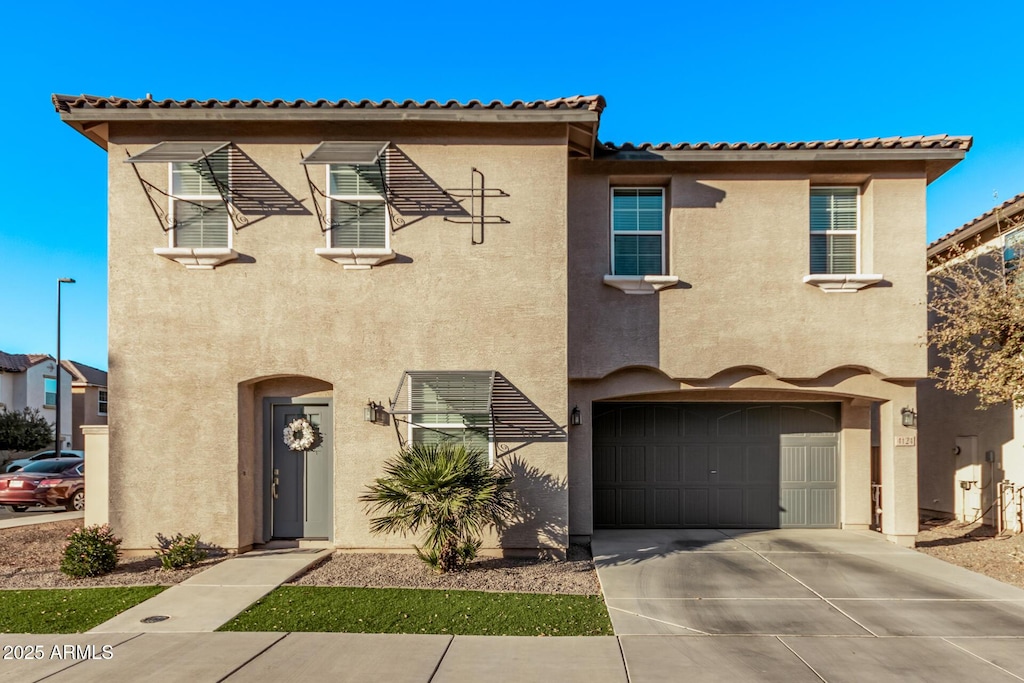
[901,407,917,428]
[364,400,386,425]
[570,405,582,426]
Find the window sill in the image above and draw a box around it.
[802,273,883,293]
[315,248,396,270]
[154,247,238,270]
[603,274,680,295]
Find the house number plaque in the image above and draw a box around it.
[895,436,916,447]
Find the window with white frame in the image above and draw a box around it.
[809,187,859,274]
[169,152,230,248]
[327,162,389,249]
[44,377,57,407]
[611,187,665,276]
[98,390,108,416]
[408,374,493,464]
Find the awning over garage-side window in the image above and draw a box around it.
[389,371,495,417]
[299,141,389,165]
[124,141,231,163]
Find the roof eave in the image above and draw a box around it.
[56,108,602,124]
[595,148,966,182]
[928,196,1024,259]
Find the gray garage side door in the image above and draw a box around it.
[592,403,839,529]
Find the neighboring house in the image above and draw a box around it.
[0,351,73,449]
[919,192,1024,531]
[61,360,108,451]
[53,92,970,554]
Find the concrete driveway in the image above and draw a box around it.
[593,528,1024,681]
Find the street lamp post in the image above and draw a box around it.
[56,278,75,457]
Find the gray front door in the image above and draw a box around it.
[268,401,332,539]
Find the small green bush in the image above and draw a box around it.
[155,533,207,570]
[60,525,121,578]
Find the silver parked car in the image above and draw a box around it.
[4,450,85,473]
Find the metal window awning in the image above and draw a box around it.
[389,371,496,416]
[124,141,231,164]
[123,141,247,231]
[300,141,390,165]
[300,141,397,233]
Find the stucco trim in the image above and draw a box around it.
[602,274,679,294]
[802,273,884,292]
[153,247,239,270]
[314,247,397,269]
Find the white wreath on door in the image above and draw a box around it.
[282,417,316,451]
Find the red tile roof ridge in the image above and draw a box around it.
[600,135,973,152]
[52,94,607,114]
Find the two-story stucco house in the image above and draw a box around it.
[53,93,969,553]
[919,192,1024,531]
[61,360,108,451]
[0,351,73,449]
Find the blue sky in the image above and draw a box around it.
[2,0,1022,371]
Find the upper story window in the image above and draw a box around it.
[98,389,108,416]
[44,377,57,407]
[170,153,230,249]
[611,188,665,276]
[327,163,389,250]
[809,187,859,274]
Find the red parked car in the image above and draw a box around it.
[0,458,84,512]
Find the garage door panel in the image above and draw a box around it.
[620,489,646,526]
[654,446,680,483]
[808,446,836,482]
[652,406,682,438]
[654,488,680,526]
[780,488,806,526]
[716,409,745,437]
[619,446,646,483]
[683,488,710,526]
[594,488,616,526]
[619,407,647,439]
[716,488,745,526]
[809,488,837,527]
[683,445,710,482]
[781,445,807,483]
[716,445,745,482]
[593,446,617,484]
[746,445,775,483]
[683,410,710,438]
[746,487,778,527]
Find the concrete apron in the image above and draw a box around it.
[88,548,331,633]
[593,528,1024,680]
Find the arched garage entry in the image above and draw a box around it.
[592,402,839,529]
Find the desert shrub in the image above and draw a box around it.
[360,443,515,573]
[155,533,208,570]
[60,524,121,578]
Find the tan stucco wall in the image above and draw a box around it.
[105,122,570,552]
[567,164,929,380]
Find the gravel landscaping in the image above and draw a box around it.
[915,517,1024,590]
[5,517,1023,594]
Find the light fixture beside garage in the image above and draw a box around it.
[900,407,917,428]
[570,405,582,426]
[364,400,387,425]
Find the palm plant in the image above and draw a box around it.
[360,443,515,572]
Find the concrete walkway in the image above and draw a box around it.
[89,548,331,633]
[0,510,82,529]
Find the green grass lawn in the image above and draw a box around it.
[0,587,166,634]
[220,586,613,636]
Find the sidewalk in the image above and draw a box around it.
[89,548,331,633]
[0,510,82,530]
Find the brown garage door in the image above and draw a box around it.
[592,402,840,529]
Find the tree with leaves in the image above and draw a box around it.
[360,443,515,573]
[929,228,1024,407]
[0,407,54,455]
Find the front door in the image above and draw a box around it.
[268,401,332,539]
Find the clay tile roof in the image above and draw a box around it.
[928,191,1024,252]
[52,93,607,115]
[0,352,51,373]
[598,134,973,153]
